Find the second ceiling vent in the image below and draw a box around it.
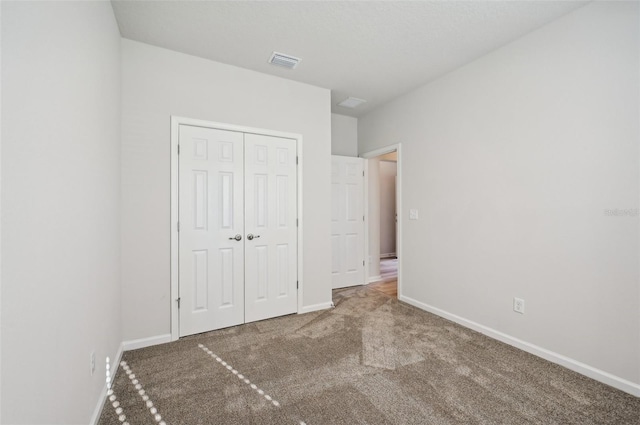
[269,51,301,69]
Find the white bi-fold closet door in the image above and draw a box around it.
[178,124,298,337]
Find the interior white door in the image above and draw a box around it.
[331,155,365,289]
[178,125,245,337]
[244,133,298,323]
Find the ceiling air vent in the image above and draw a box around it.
[269,51,301,69]
[338,97,367,109]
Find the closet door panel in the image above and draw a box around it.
[244,134,298,323]
[178,125,244,336]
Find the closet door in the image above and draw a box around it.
[244,134,298,323]
[178,125,245,337]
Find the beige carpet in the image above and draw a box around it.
[99,286,640,424]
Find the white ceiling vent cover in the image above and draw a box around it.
[269,52,301,69]
[338,97,367,109]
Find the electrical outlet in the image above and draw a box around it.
[513,297,525,314]
[90,351,96,375]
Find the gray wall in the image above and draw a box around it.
[1,2,122,423]
[331,113,358,156]
[359,1,639,387]
[121,39,332,341]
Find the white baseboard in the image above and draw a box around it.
[299,302,333,314]
[89,343,124,425]
[399,295,640,398]
[380,253,397,259]
[122,334,171,351]
[367,275,382,283]
[90,334,171,424]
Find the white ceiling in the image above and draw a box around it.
[111,0,587,117]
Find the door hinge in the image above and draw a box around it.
[296,156,299,165]
[177,145,180,155]
[296,281,299,289]
[296,218,299,227]
[363,170,365,177]
[177,297,181,308]
[363,215,365,222]
[177,221,180,232]
[363,260,365,266]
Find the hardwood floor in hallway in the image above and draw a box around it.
[379,257,397,282]
[369,257,398,297]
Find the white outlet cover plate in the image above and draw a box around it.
[513,297,525,314]
[409,209,419,220]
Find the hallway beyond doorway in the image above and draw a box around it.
[369,257,397,297]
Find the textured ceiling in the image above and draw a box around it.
[111,0,587,117]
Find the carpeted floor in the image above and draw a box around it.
[99,286,640,424]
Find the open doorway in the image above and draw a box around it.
[361,145,402,299]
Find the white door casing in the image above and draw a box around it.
[361,144,403,298]
[331,156,365,289]
[244,133,298,322]
[178,125,245,336]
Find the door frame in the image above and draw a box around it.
[170,116,304,341]
[360,143,403,298]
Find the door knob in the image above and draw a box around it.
[247,234,261,240]
[229,234,242,241]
